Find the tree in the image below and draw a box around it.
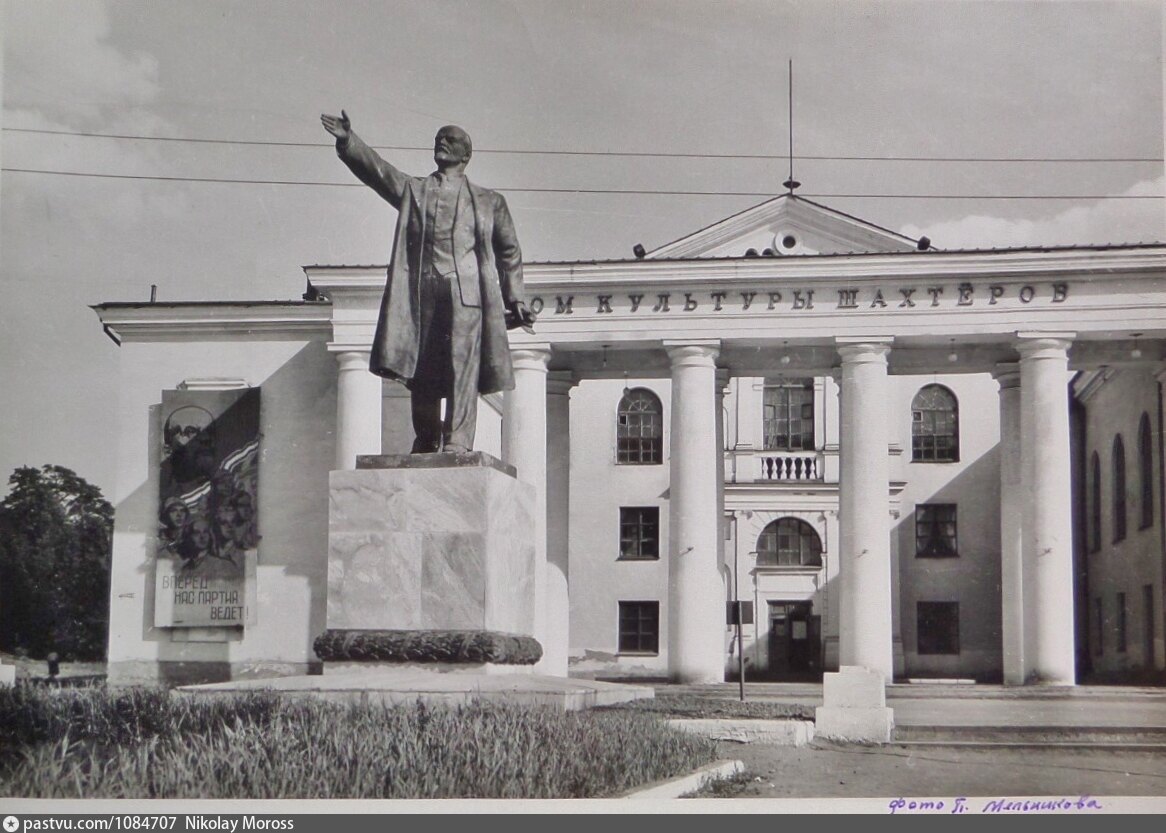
[0,465,113,660]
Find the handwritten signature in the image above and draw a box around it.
[888,796,1104,814]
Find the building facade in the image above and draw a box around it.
[94,195,1166,686]
[1074,368,1165,681]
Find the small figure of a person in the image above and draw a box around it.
[176,519,214,569]
[163,407,217,490]
[230,491,259,549]
[211,502,239,563]
[158,497,190,554]
[209,472,236,506]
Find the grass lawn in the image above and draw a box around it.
[0,685,717,799]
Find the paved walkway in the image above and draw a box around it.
[659,682,1166,809]
[660,681,1166,730]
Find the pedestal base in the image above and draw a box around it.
[323,452,539,670]
[178,669,654,711]
[814,665,894,743]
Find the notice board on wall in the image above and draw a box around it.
[154,387,259,628]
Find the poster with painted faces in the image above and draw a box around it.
[155,387,259,627]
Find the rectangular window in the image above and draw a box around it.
[1117,592,1127,653]
[763,379,815,451]
[917,602,960,655]
[1094,597,1104,656]
[915,504,958,558]
[619,507,659,560]
[618,601,659,654]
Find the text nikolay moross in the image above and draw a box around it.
[187,819,292,831]
[15,818,292,832]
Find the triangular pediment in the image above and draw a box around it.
[646,194,921,259]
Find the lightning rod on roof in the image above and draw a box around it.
[782,59,801,194]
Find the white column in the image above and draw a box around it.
[502,345,551,672]
[716,369,731,673]
[1018,335,1076,685]
[734,378,763,449]
[664,340,723,683]
[544,371,575,678]
[380,380,414,456]
[730,378,762,483]
[823,374,842,482]
[837,339,894,680]
[994,362,1025,685]
[332,349,382,470]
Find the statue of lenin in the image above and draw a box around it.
[321,110,533,453]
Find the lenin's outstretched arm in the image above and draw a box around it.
[322,111,409,210]
[336,132,410,210]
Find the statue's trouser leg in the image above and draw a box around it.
[445,288,482,450]
[410,391,442,453]
[410,268,449,453]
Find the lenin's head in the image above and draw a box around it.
[434,125,472,169]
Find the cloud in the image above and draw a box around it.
[901,177,1165,249]
[3,0,159,124]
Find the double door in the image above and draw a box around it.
[767,601,821,679]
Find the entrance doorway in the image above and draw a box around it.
[767,601,822,680]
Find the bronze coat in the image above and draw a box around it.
[337,132,523,394]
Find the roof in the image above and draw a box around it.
[644,192,923,258]
[302,240,1166,272]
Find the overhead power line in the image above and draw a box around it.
[3,166,1162,200]
[3,126,1161,164]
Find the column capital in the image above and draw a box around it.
[663,340,720,366]
[510,343,552,371]
[835,337,893,364]
[992,361,1021,389]
[332,349,371,372]
[1015,333,1074,359]
[547,370,578,396]
[328,342,371,354]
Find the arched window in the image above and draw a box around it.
[1113,435,1127,543]
[1139,413,1153,529]
[912,385,959,462]
[1089,451,1102,553]
[756,518,823,567]
[616,388,662,464]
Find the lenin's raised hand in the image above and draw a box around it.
[320,110,351,142]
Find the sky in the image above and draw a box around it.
[1,0,1163,498]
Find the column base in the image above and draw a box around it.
[814,666,894,743]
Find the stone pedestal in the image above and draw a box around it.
[316,451,541,673]
[814,666,894,743]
